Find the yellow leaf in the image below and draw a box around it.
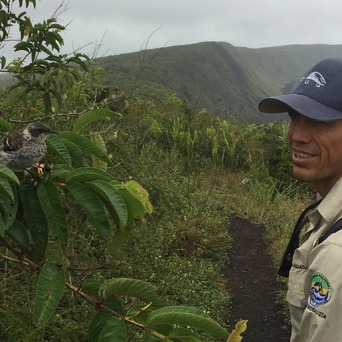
[227,320,248,342]
[125,180,153,214]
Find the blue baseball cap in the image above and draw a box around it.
[258,58,342,122]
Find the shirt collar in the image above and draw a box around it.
[317,177,342,224]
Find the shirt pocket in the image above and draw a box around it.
[287,267,308,309]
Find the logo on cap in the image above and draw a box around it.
[301,72,326,87]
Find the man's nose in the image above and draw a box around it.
[289,118,311,143]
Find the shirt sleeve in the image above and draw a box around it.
[299,239,342,341]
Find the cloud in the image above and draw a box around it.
[4,0,342,61]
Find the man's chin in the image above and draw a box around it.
[292,170,311,183]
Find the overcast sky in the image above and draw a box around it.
[9,0,342,58]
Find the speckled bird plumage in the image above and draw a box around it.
[0,122,55,171]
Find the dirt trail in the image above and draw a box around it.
[224,216,291,342]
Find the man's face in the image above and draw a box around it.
[287,112,342,197]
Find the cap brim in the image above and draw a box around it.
[258,94,342,122]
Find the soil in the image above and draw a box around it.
[223,216,291,342]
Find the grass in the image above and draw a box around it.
[0,93,314,340]
[103,98,314,336]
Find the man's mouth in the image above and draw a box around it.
[293,151,315,159]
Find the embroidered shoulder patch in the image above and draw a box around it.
[309,272,332,307]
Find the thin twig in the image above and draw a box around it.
[7,112,84,124]
[66,282,167,339]
[130,26,167,97]
[67,265,111,272]
[0,253,29,266]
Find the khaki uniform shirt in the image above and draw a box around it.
[288,177,342,341]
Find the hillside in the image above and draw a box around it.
[95,42,342,122]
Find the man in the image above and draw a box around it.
[258,57,342,341]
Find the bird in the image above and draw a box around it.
[0,122,55,172]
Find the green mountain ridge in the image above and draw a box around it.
[96,42,342,122]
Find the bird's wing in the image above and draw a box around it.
[2,130,27,151]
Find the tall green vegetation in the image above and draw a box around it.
[0,1,312,341]
[0,1,244,341]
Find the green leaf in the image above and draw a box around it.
[0,164,20,185]
[30,88,39,106]
[105,228,130,256]
[49,23,65,31]
[20,184,48,260]
[168,328,201,342]
[43,92,52,113]
[34,263,65,325]
[91,133,107,171]
[118,188,144,221]
[81,279,102,299]
[0,214,5,238]
[73,108,122,133]
[46,31,63,50]
[126,304,154,325]
[58,131,113,166]
[3,185,18,230]
[104,296,125,314]
[46,134,72,165]
[89,312,112,342]
[14,41,32,52]
[5,220,30,251]
[66,181,111,239]
[99,278,160,305]
[116,180,153,219]
[0,177,15,202]
[86,180,128,228]
[89,311,126,342]
[49,164,74,184]
[98,316,127,342]
[0,234,8,247]
[0,56,6,69]
[146,306,229,340]
[65,167,113,184]
[143,325,172,342]
[37,180,68,247]
[0,117,12,130]
[60,138,89,167]
[0,192,11,229]
[50,88,63,109]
